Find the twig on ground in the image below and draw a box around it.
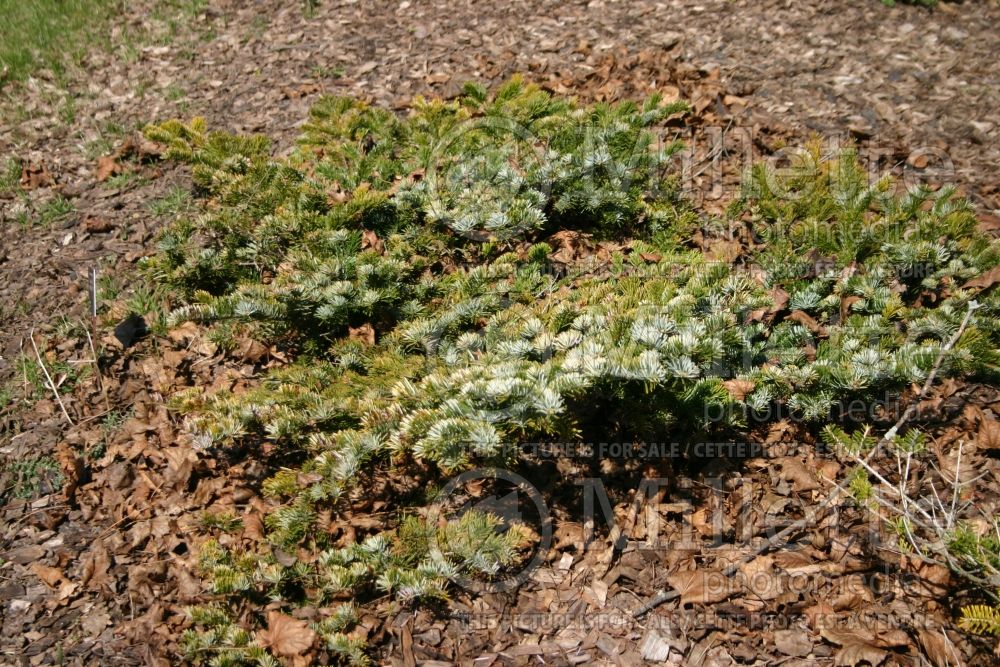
[29,329,74,426]
[88,267,110,411]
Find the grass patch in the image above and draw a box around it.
[0,0,117,85]
[149,186,194,217]
[0,156,20,192]
[83,120,129,160]
[103,171,150,190]
[35,194,75,227]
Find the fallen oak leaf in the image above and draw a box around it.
[833,642,888,667]
[723,379,755,401]
[31,563,78,600]
[235,336,269,363]
[32,564,68,588]
[963,265,1000,292]
[803,601,836,632]
[95,155,122,182]
[20,160,53,189]
[978,416,1000,451]
[787,309,827,336]
[348,323,376,346]
[83,214,114,233]
[976,212,1000,233]
[257,611,317,657]
[915,627,964,667]
[666,568,735,606]
[773,629,812,657]
[776,456,820,492]
[818,615,878,650]
[79,545,114,593]
[361,229,385,254]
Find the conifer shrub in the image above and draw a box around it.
[144,79,1000,662]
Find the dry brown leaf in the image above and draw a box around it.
[976,212,1000,233]
[82,214,113,233]
[803,601,836,632]
[916,628,965,667]
[688,507,715,537]
[80,545,114,592]
[257,611,317,657]
[173,563,204,602]
[80,607,112,637]
[32,563,68,588]
[166,320,200,345]
[963,265,1000,291]
[787,309,827,336]
[873,628,909,648]
[55,441,84,502]
[977,416,1000,451]
[20,160,53,189]
[773,629,812,657]
[235,337,269,363]
[833,642,888,667]
[705,238,743,263]
[723,379,755,401]
[934,441,978,488]
[666,568,734,606]
[95,155,122,182]
[900,554,951,598]
[348,323,376,346]
[549,230,591,264]
[819,617,876,648]
[243,511,266,541]
[361,229,385,254]
[31,563,78,600]
[740,555,782,601]
[776,457,820,492]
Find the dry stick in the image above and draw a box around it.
[29,329,74,426]
[825,467,992,588]
[88,267,111,411]
[632,301,980,618]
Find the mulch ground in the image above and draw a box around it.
[2,1,1000,665]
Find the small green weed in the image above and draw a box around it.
[0,156,20,192]
[32,195,75,228]
[199,511,243,533]
[149,186,194,217]
[104,171,150,190]
[1,455,63,500]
